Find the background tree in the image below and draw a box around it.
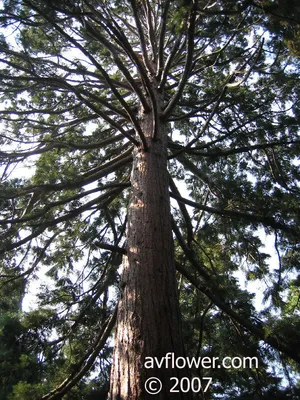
[0,262,43,399]
[0,0,299,399]
[249,0,300,57]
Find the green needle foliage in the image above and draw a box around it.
[0,0,299,399]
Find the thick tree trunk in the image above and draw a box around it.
[109,95,192,399]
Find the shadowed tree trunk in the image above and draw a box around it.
[109,90,192,399]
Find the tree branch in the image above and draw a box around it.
[163,1,198,118]
[176,263,300,364]
[41,306,118,400]
[170,191,299,239]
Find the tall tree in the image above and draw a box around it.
[0,0,299,399]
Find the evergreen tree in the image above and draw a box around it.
[0,1,299,398]
[0,258,44,399]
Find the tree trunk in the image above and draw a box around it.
[109,91,192,399]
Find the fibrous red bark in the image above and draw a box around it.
[109,91,192,399]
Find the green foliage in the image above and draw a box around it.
[0,272,42,399]
[8,382,46,400]
[0,0,299,398]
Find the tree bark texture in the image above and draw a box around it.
[110,92,192,399]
